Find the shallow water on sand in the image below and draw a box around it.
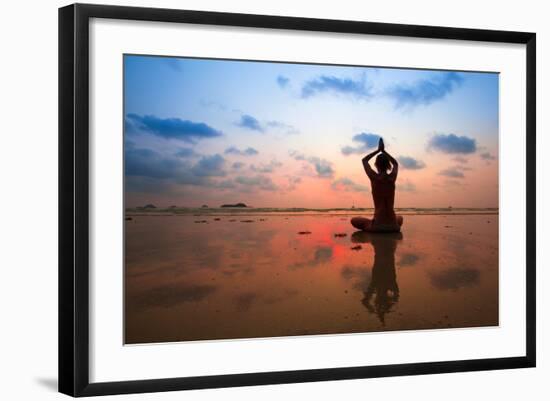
[124,214,498,344]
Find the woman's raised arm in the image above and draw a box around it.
[382,149,399,180]
[362,139,384,178]
[362,149,378,178]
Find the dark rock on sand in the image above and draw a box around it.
[241,220,255,223]
[125,217,132,221]
[334,233,347,238]
[298,231,312,235]
[214,218,221,221]
[194,220,208,223]
[350,245,362,250]
[221,203,247,208]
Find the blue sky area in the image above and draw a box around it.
[124,55,499,208]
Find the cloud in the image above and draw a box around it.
[126,113,222,143]
[125,175,175,194]
[341,146,362,156]
[340,265,372,291]
[232,161,245,170]
[124,118,140,135]
[455,165,472,171]
[397,179,417,192]
[125,146,231,192]
[245,147,259,155]
[276,75,290,88]
[250,159,283,173]
[341,132,381,155]
[301,75,372,99]
[290,246,333,269]
[397,156,426,170]
[387,72,464,108]
[308,157,334,178]
[214,179,236,189]
[125,147,186,180]
[428,267,480,291]
[236,114,264,132]
[289,150,306,161]
[266,120,299,135]
[452,156,469,164]
[286,176,302,191]
[428,133,477,154]
[331,177,369,192]
[480,152,496,161]
[398,253,420,267]
[290,151,335,178]
[175,147,199,158]
[190,154,226,177]
[235,115,298,135]
[438,168,465,178]
[443,179,465,187]
[224,146,259,156]
[353,133,380,148]
[235,175,279,191]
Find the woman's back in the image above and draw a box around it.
[370,174,397,225]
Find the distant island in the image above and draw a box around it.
[142,204,156,209]
[220,203,247,208]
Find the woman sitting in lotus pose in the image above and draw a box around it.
[351,138,403,233]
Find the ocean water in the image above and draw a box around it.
[124,213,499,344]
[126,206,499,216]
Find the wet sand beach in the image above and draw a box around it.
[125,212,498,344]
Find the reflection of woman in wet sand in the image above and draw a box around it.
[351,138,403,233]
[352,231,402,324]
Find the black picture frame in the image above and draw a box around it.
[59,3,536,397]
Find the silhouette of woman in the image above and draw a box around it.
[351,138,403,232]
[352,231,402,325]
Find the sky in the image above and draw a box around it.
[124,55,499,209]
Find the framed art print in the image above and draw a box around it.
[59,3,536,397]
